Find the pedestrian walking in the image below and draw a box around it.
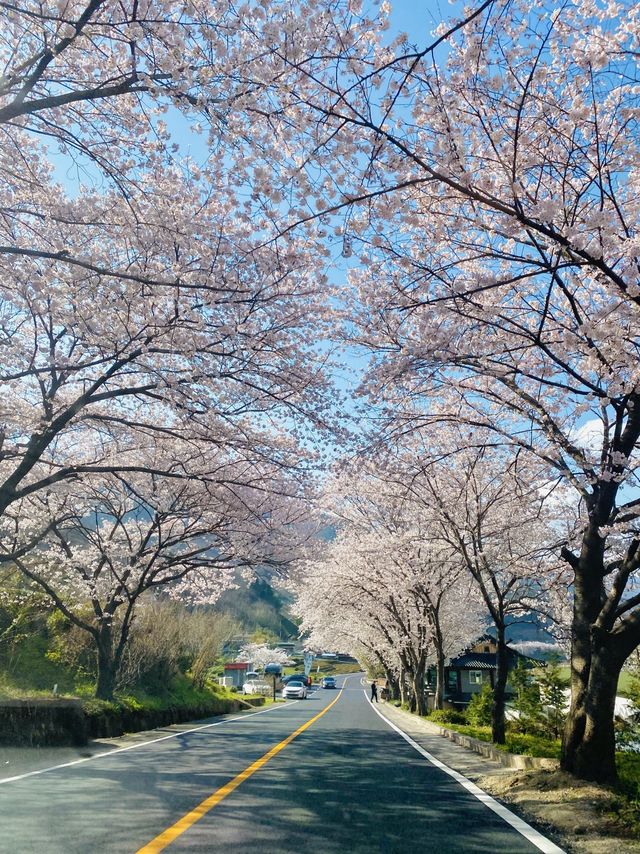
[370,679,378,703]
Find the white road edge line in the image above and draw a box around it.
[0,699,297,786]
[365,691,565,854]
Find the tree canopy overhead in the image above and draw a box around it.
[1,0,640,781]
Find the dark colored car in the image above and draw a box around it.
[321,676,336,689]
[282,673,312,687]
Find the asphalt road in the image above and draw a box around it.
[0,675,562,853]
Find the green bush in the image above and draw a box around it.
[537,655,569,740]
[503,732,561,758]
[466,684,494,726]
[617,752,640,801]
[45,610,96,685]
[509,659,543,734]
[429,709,468,724]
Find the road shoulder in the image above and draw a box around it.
[0,700,292,783]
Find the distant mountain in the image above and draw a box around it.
[505,615,557,644]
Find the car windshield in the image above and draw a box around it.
[286,681,303,687]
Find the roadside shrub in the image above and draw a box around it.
[537,654,569,740]
[116,603,183,693]
[509,660,543,734]
[617,655,640,754]
[503,732,561,759]
[617,752,640,801]
[46,609,96,682]
[466,683,494,726]
[184,610,237,689]
[429,709,468,725]
[436,721,562,759]
[117,602,238,694]
[616,719,640,754]
[82,682,250,739]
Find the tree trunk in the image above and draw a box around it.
[562,630,621,783]
[402,662,417,712]
[435,654,446,710]
[95,623,116,700]
[492,623,508,744]
[385,669,400,701]
[561,525,620,784]
[434,630,446,710]
[399,668,409,706]
[562,645,620,783]
[407,671,417,712]
[413,662,427,716]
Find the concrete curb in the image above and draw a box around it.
[380,703,559,771]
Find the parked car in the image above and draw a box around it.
[321,676,336,689]
[282,680,307,699]
[242,680,271,696]
[282,673,312,687]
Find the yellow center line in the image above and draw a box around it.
[136,683,347,853]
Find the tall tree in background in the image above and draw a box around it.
[380,429,567,741]
[296,467,484,712]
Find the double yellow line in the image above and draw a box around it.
[137,685,345,853]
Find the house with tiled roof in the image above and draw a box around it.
[425,634,542,710]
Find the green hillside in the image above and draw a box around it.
[216,577,299,641]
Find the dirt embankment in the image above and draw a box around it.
[477,767,640,854]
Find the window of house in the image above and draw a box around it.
[447,671,458,689]
[469,671,483,684]
[484,646,491,653]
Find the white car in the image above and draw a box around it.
[243,680,271,696]
[282,679,307,699]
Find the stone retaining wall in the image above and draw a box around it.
[1,694,266,746]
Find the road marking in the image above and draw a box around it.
[0,700,296,786]
[365,693,565,854]
[136,682,349,854]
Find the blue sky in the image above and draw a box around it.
[389,0,458,41]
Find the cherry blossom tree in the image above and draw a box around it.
[225,0,640,783]
[0,2,340,620]
[296,532,424,706]
[328,4,640,779]
[236,643,292,672]
[295,467,484,713]
[297,526,484,712]
[376,428,567,741]
[5,442,308,699]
